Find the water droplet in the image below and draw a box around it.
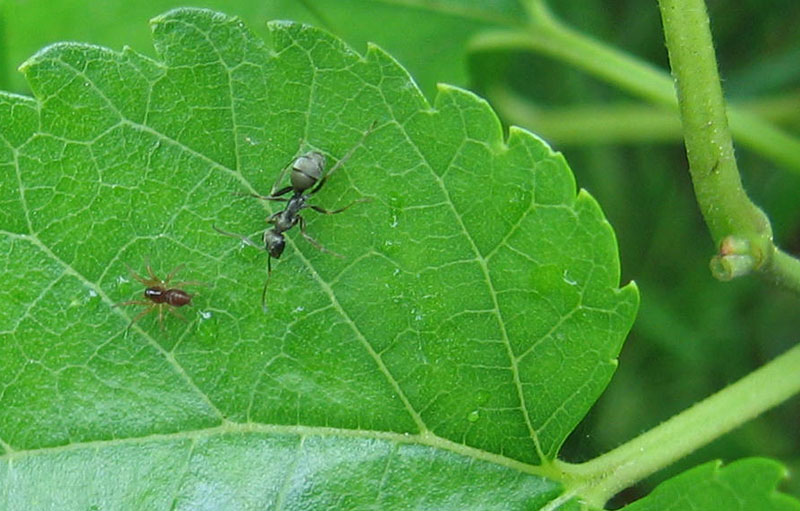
[467,410,480,422]
[88,289,97,297]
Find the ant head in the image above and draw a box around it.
[291,151,325,192]
[265,231,286,258]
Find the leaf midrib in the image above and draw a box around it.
[402,124,546,461]
[0,421,552,480]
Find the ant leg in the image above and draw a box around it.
[234,190,291,201]
[309,120,378,195]
[260,255,273,312]
[266,210,284,225]
[213,225,262,250]
[233,153,298,200]
[309,197,371,215]
[298,215,344,258]
[269,156,298,196]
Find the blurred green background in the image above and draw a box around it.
[2,0,799,506]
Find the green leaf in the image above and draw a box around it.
[1,7,637,508]
[621,458,800,511]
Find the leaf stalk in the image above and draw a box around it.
[558,343,800,507]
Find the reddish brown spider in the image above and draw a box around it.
[116,263,202,331]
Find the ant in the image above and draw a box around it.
[116,263,202,331]
[214,122,376,309]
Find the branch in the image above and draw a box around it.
[469,14,800,174]
[559,343,800,506]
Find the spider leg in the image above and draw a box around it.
[124,304,155,332]
[167,307,188,323]
[115,300,152,307]
[164,264,185,285]
[170,280,206,288]
[157,304,167,331]
[146,261,159,281]
[126,265,153,287]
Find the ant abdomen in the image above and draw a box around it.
[291,151,325,192]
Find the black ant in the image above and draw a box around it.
[214,122,376,308]
[116,263,201,331]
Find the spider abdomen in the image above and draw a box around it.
[144,287,193,307]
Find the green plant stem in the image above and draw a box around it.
[491,85,800,145]
[658,0,800,292]
[472,19,674,107]
[558,343,800,507]
[469,15,800,173]
[658,0,771,244]
[475,0,800,291]
[764,247,800,294]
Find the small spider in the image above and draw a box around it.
[116,263,202,331]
